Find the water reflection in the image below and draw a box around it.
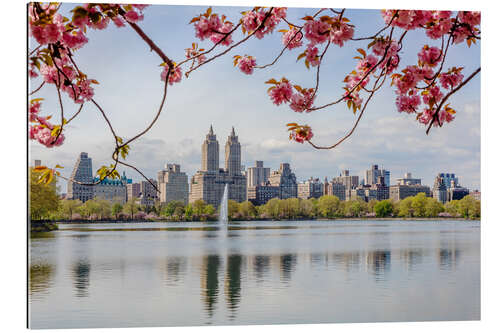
[225,254,242,319]
[201,255,220,317]
[366,250,391,279]
[280,254,297,282]
[29,221,479,328]
[253,255,270,281]
[72,260,91,297]
[30,263,54,298]
[165,256,187,286]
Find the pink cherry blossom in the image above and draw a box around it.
[356,54,378,73]
[112,16,126,28]
[281,28,303,49]
[209,21,234,45]
[439,70,464,89]
[62,30,89,49]
[237,56,256,75]
[289,89,315,112]
[418,45,442,67]
[329,20,354,47]
[303,19,330,46]
[268,81,293,105]
[290,126,313,143]
[305,46,320,67]
[459,11,481,26]
[161,65,183,85]
[396,93,421,113]
[422,86,444,105]
[124,9,144,23]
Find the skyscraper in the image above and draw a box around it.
[201,125,219,172]
[67,152,94,202]
[225,127,241,176]
[190,126,247,207]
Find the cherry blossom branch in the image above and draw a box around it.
[29,82,45,95]
[185,7,276,77]
[119,78,169,148]
[65,104,84,125]
[350,10,398,41]
[307,71,386,149]
[425,66,481,134]
[311,41,331,100]
[256,8,325,69]
[177,22,243,68]
[308,27,397,111]
[120,10,173,67]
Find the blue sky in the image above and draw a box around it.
[29,4,481,191]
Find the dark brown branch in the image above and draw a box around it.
[425,66,481,134]
[307,72,386,149]
[29,82,45,95]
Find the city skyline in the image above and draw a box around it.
[29,5,480,191]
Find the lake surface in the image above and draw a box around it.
[28,220,480,329]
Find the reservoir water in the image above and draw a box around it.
[28,220,480,328]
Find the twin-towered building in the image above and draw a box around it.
[189,126,247,208]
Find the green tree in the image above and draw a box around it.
[184,204,194,220]
[193,199,207,216]
[317,195,341,218]
[411,192,428,217]
[239,201,257,219]
[30,169,60,220]
[123,197,139,218]
[367,199,378,213]
[345,199,365,217]
[458,195,479,219]
[264,198,280,219]
[374,200,393,217]
[204,204,215,215]
[398,196,414,217]
[162,200,185,217]
[227,200,239,219]
[111,202,123,219]
[424,198,444,217]
[59,199,82,220]
[445,200,461,216]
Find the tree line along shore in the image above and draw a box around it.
[31,170,480,229]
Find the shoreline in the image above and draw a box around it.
[34,217,477,225]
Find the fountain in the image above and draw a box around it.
[219,183,229,225]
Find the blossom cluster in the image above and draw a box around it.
[160,63,183,85]
[233,55,257,75]
[303,15,354,47]
[29,100,65,148]
[266,79,315,113]
[281,28,303,49]
[241,7,287,39]
[287,123,314,143]
[28,3,150,148]
[192,8,235,46]
[392,44,465,127]
[380,10,480,44]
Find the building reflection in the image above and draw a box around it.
[72,259,91,297]
[366,250,391,278]
[29,263,54,298]
[200,255,220,318]
[225,254,242,319]
[164,256,187,286]
[438,234,461,270]
[252,255,270,281]
[280,254,297,282]
[400,249,424,271]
